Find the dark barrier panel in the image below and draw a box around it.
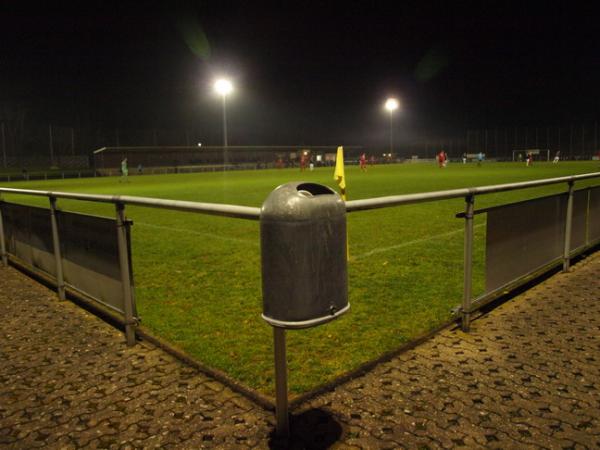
[486,194,567,293]
[59,211,135,316]
[3,203,56,276]
[3,203,32,265]
[1,202,135,317]
[571,189,589,252]
[589,186,600,243]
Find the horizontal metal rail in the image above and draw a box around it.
[345,172,600,212]
[2,171,600,220]
[0,187,261,220]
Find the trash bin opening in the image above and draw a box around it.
[296,183,334,197]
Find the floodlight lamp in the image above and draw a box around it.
[214,79,233,96]
[385,98,399,111]
[197,142,202,147]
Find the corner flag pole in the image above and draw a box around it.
[333,146,349,260]
[333,146,347,201]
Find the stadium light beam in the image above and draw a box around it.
[385,98,400,154]
[214,78,233,166]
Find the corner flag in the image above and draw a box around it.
[333,146,349,260]
[333,146,347,201]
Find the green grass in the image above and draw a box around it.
[2,161,600,396]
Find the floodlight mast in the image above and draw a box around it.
[385,98,399,155]
[214,78,234,166]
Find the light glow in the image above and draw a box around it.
[214,78,233,96]
[385,98,399,111]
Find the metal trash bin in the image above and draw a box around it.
[260,181,349,329]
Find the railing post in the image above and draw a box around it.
[563,181,574,272]
[585,188,591,247]
[0,196,7,266]
[273,327,289,437]
[462,194,475,332]
[115,202,137,346]
[49,197,66,300]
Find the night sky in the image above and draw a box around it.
[2,2,599,148]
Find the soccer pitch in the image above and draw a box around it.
[3,161,600,396]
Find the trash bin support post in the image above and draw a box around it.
[273,326,289,437]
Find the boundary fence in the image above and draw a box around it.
[346,173,600,330]
[2,171,600,434]
[0,170,599,432]
[0,170,96,183]
[1,171,600,341]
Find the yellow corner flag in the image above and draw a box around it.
[333,146,347,201]
[333,146,350,260]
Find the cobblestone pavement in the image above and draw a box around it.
[0,266,274,449]
[1,252,600,449]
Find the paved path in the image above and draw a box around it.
[1,253,599,449]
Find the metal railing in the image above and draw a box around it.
[346,171,600,330]
[0,171,96,183]
[2,170,600,439]
[0,189,260,347]
[344,172,600,211]
[0,187,261,220]
[1,171,600,339]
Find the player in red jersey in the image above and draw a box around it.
[359,153,367,171]
[300,154,307,171]
[437,151,446,168]
[526,152,533,166]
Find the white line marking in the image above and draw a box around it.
[136,221,259,246]
[354,223,485,259]
[137,221,484,255]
